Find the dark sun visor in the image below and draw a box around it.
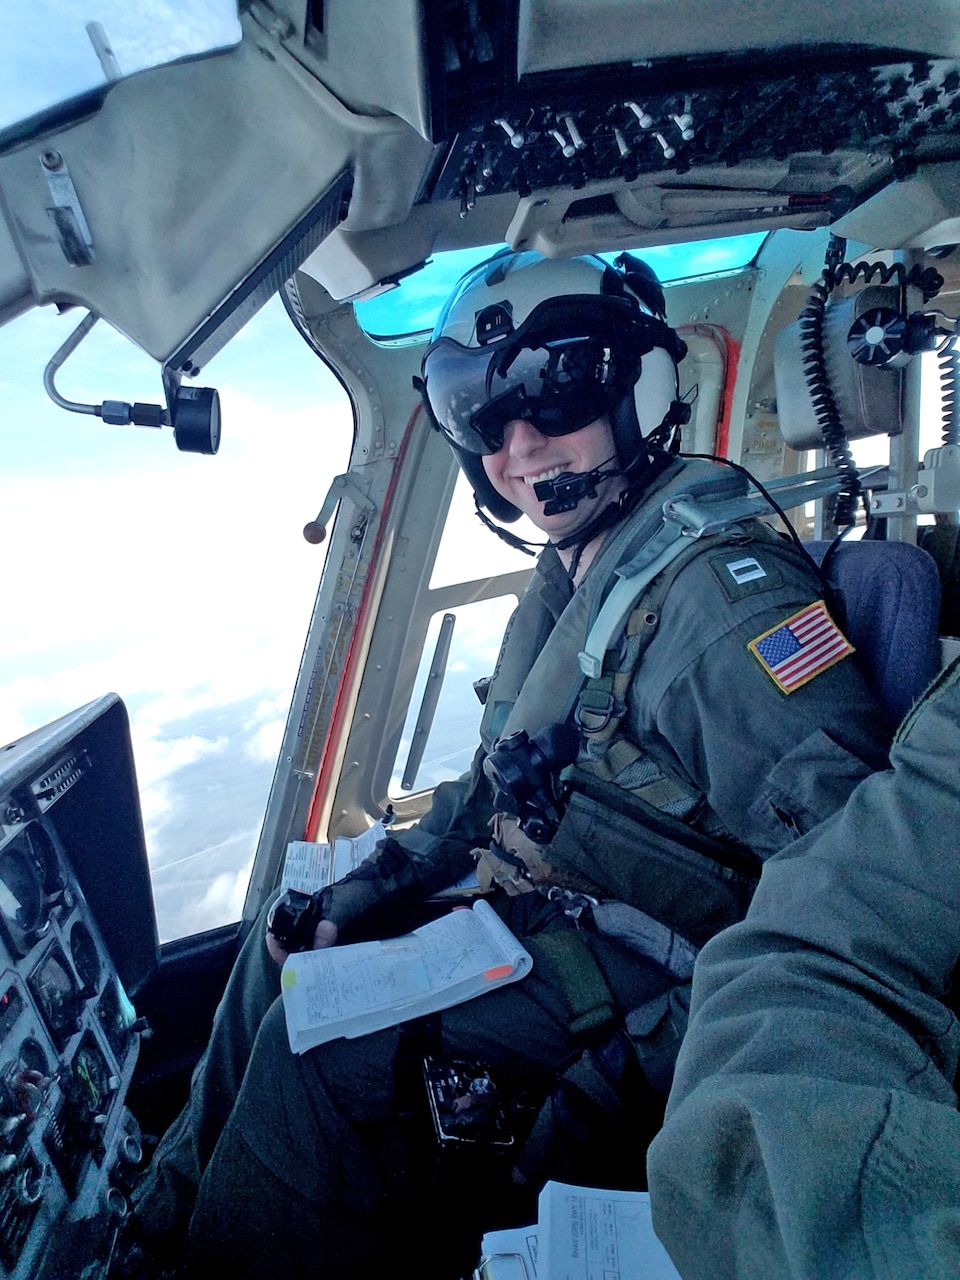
[420,295,686,455]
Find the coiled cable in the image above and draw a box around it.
[938,333,960,446]
[829,258,944,304]
[798,236,862,526]
[796,241,945,526]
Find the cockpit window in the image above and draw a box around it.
[0,295,349,945]
[0,1,241,137]
[353,232,767,342]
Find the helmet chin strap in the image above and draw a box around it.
[552,446,674,559]
[471,488,629,572]
[472,502,540,556]
[473,447,675,570]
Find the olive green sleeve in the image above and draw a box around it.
[646,661,960,1280]
[320,751,493,933]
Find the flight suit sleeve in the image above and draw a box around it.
[633,534,891,856]
[318,751,494,935]
[647,660,960,1280]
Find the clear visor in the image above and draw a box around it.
[421,296,681,455]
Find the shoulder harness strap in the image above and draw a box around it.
[575,488,772,824]
[578,487,772,679]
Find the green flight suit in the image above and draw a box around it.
[648,659,960,1280]
[132,457,889,1278]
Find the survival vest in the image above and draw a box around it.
[476,457,781,949]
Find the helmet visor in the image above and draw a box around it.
[421,296,679,455]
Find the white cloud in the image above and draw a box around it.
[0,395,340,670]
[248,693,291,724]
[241,693,291,763]
[133,691,220,737]
[136,731,231,851]
[0,302,350,758]
[138,780,174,835]
[244,717,286,765]
[0,291,354,944]
[135,730,230,788]
[176,857,254,938]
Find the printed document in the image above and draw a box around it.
[280,899,532,1053]
[280,821,387,892]
[477,1183,681,1280]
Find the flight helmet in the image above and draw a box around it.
[417,249,688,522]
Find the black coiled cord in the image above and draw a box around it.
[938,335,960,447]
[796,240,946,526]
[798,237,862,526]
[827,259,944,304]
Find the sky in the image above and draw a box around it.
[0,3,359,942]
[0,2,242,130]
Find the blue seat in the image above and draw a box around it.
[807,539,942,727]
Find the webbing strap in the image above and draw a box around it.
[532,930,617,1040]
[576,526,749,827]
[578,489,772,677]
[578,527,689,678]
[580,733,701,820]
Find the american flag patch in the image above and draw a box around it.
[748,600,854,693]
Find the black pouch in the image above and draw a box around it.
[548,766,760,948]
[417,1054,526,1247]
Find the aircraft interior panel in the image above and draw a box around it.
[5,3,960,1275]
[0,697,154,1279]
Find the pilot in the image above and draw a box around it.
[129,250,891,1278]
[647,658,960,1280]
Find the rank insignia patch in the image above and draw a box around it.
[725,556,766,585]
[748,600,854,693]
[708,550,783,601]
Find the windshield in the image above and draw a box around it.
[353,232,767,341]
[0,1,241,136]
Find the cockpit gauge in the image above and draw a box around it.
[27,822,64,899]
[0,1146,46,1269]
[1,1039,51,1136]
[28,947,81,1052]
[13,1039,51,1123]
[0,839,49,956]
[69,922,101,999]
[15,1154,45,1207]
[18,1039,47,1077]
[95,979,132,1059]
[0,982,24,1049]
[72,1038,113,1117]
[0,822,64,958]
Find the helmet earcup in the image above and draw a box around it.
[634,345,681,436]
[610,393,644,471]
[610,344,681,467]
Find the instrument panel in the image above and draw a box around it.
[0,697,156,1279]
